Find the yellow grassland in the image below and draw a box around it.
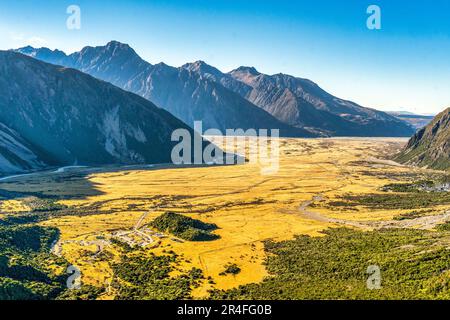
[0,199,30,213]
[1,138,447,299]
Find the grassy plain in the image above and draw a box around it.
[0,137,449,299]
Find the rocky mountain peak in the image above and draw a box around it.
[0,50,196,173]
[230,66,260,76]
[14,41,415,138]
[182,61,223,79]
[15,46,68,64]
[105,40,134,53]
[76,41,138,59]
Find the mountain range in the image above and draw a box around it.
[15,41,414,137]
[0,42,422,174]
[395,108,450,170]
[15,42,312,138]
[183,61,415,136]
[0,51,198,174]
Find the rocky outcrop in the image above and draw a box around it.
[395,108,450,170]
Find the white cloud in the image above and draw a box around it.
[26,36,48,48]
[7,32,48,48]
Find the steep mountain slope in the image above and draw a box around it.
[0,51,197,173]
[395,108,450,170]
[15,42,314,137]
[0,122,46,174]
[183,61,415,137]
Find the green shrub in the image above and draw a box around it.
[151,212,219,241]
[112,253,204,300]
[436,222,450,231]
[209,228,450,300]
[219,263,241,276]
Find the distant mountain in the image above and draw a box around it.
[0,51,199,174]
[387,111,435,130]
[183,61,415,137]
[16,45,68,66]
[14,42,313,138]
[16,41,415,137]
[395,108,450,170]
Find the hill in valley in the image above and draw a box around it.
[151,212,219,241]
[0,51,200,174]
[395,108,450,170]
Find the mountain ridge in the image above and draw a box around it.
[15,41,414,137]
[14,43,314,138]
[184,61,415,137]
[0,50,201,174]
[395,107,450,170]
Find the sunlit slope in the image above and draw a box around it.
[396,107,450,170]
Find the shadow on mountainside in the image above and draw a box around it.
[0,161,243,202]
[0,168,105,201]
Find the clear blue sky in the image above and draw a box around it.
[1,0,449,115]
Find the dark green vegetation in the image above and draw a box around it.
[0,224,66,299]
[393,210,433,221]
[209,228,450,300]
[56,285,105,300]
[381,175,450,192]
[395,108,450,170]
[328,178,450,210]
[0,221,105,300]
[112,252,204,300]
[436,222,450,232]
[151,212,219,241]
[331,192,450,210]
[0,196,95,225]
[0,198,69,226]
[0,214,41,226]
[0,191,212,300]
[219,263,241,276]
[381,181,435,192]
[0,186,107,300]
[25,198,68,212]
